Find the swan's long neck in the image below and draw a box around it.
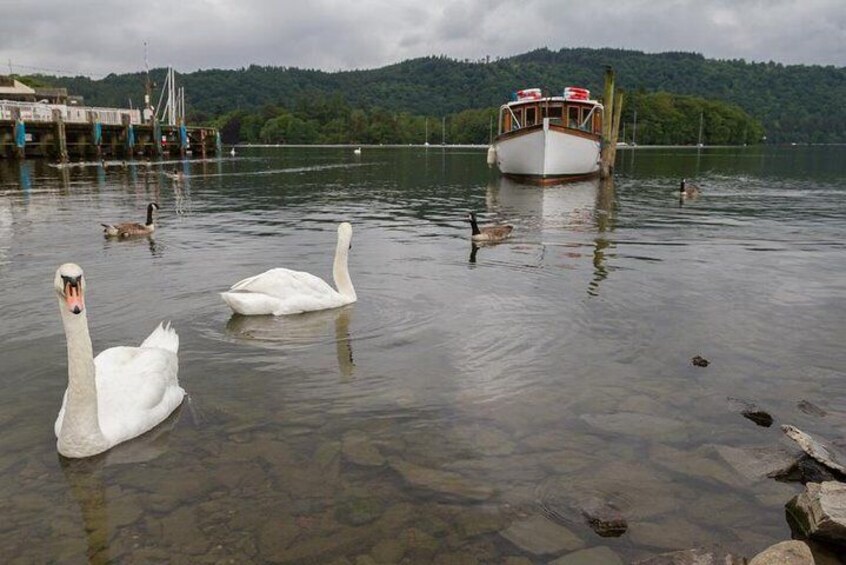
[332,236,356,300]
[58,302,108,456]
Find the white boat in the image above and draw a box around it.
[490,87,603,183]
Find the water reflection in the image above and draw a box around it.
[18,161,32,194]
[58,406,183,564]
[225,306,355,378]
[491,176,599,229]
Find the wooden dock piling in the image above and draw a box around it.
[600,66,624,179]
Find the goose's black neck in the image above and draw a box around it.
[468,214,481,236]
[145,204,156,226]
[680,179,686,192]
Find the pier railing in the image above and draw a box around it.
[0,100,141,126]
[0,98,220,160]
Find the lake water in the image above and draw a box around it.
[0,146,844,563]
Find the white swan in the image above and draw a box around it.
[53,263,184,458]
[221,222,356,315]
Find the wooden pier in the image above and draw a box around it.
[0,101,220,161]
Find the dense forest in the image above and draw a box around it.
[24,47,845,144]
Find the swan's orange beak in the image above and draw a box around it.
[63,278,84,315]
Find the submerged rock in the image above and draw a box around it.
[782,425,846,475]
[742,409,774,427]
[786,481,846,544]
[748,540,813,565]
[389,459,494,501]
[581,503,628,538]
[632,547,746,564]
[548,546,623,565]
[797,400,827,418]
[499,515,584,555]
[727,397,774,427]
[334,496,385,526]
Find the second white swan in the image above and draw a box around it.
[221,222,356,316]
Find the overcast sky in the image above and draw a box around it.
[2,0,844,78]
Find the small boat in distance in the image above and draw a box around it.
[489,87,603,183]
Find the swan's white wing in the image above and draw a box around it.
[223,268,346,315]
[92,344,183,445]
[229,268,336,297]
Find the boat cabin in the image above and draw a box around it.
[498,87,602,136]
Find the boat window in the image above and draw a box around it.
[513,108,523,130]
[547,105,563,123]
[525,106,537,126]
[568,106,580,128]
[581,107,594,131]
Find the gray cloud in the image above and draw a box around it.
[0,0,843,77]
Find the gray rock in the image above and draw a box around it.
[748,540,813,565]
[782,425,846,474]
[499,515,584,555]
[713,444,800,481]
[786,481,846,543]
[769,454,839,484]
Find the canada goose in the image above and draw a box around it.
[102,203,159,238]
[466,212,513,242]
[680,179,700,199]
[221,222,356,316]
[52,263,183,458]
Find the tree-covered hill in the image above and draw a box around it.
[29,47,846,144]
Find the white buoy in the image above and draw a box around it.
[486,145,497,167]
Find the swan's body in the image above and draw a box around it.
[230,147,236,157]
[102,202,158,238]
[680,178,700,200]
[467,212,513,242]
[353,147,362,155]
[53,263,184,458]
[221,222,356,316]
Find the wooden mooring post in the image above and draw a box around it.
[54,109,68,163]
[600,66,624,179]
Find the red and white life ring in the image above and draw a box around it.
[516,88,543,101]
[564,87,590,101]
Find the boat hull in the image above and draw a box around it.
[493,120,600,182]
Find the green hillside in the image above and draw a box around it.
[28,47,845,144]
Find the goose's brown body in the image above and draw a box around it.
[467,212,513,242]
[102,203,158,238]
